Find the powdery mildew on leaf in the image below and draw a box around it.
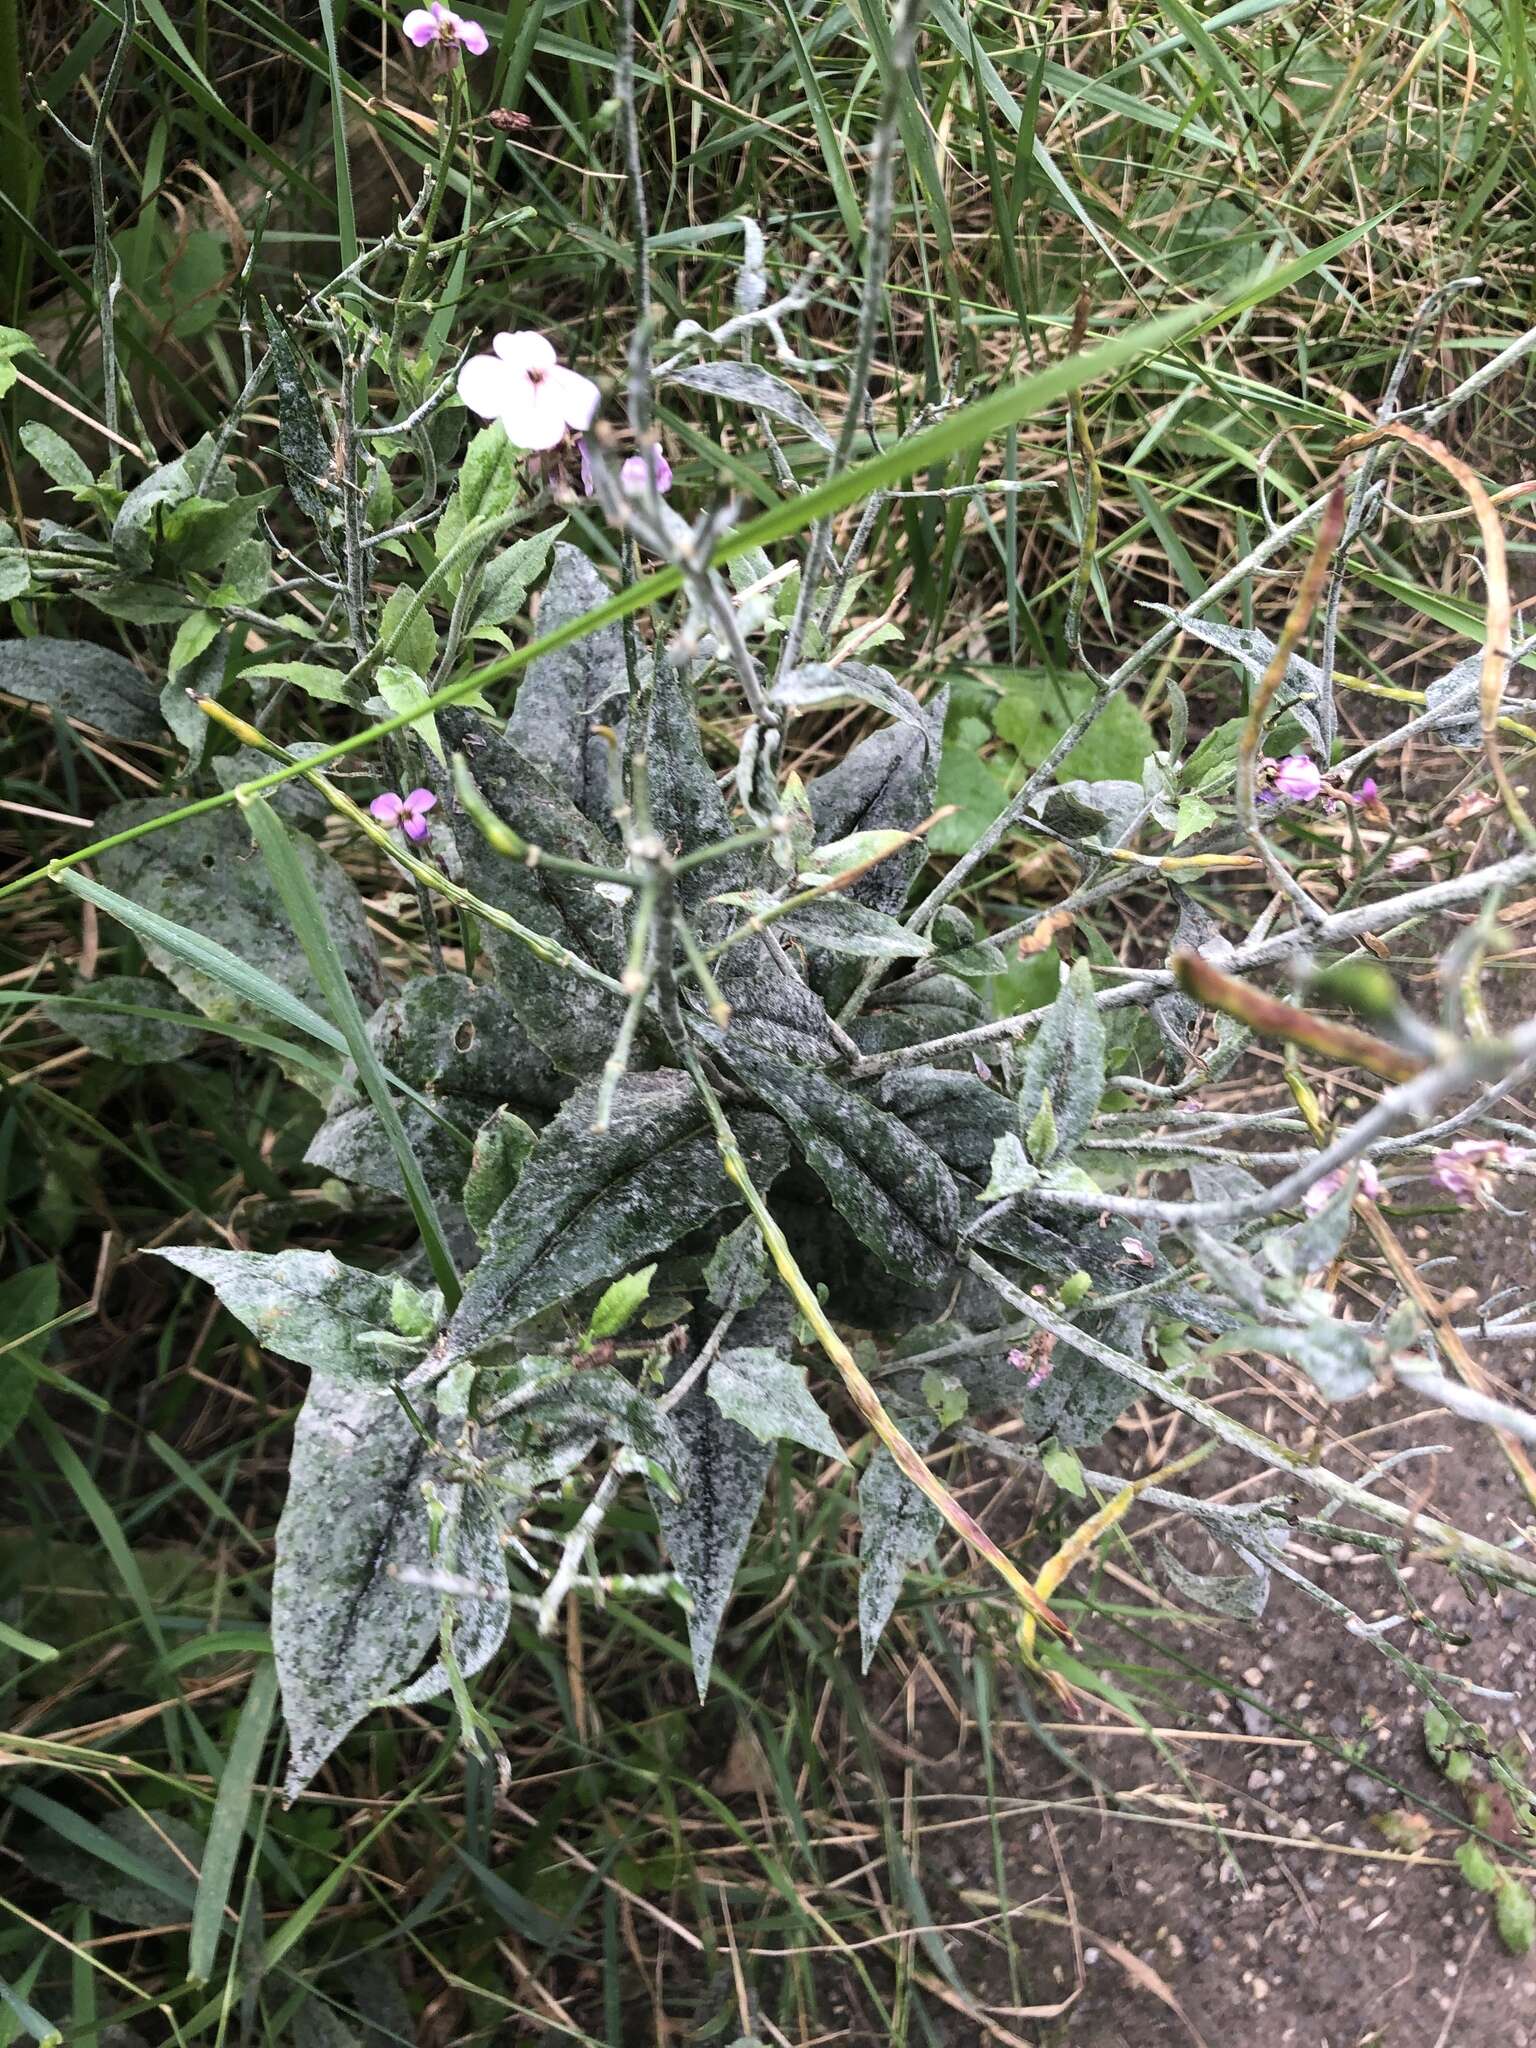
[150,1247,403,1382]
[273,1375,445,1796]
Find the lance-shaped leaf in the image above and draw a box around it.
[469,522,565,636]
[304,1099,475,1212]
[858,1432,942,1670]
[0,637,163,741]
[274,1375,445,1795]
[97,801,384,1039]
[709,945,845,1067]
[876,1067,1015,1181]
[437,709,628,1073]
[643,658,752,922]
[715,889,932,961]
[651,1377,774,1698]
[660,360,835,451]
[806,685,946,915]
[1015,960,1105,1163]
[706,1345,844,1461]
[724,1047,959,1289]
[364,972,567,1113]
[1144,605,1325,754]
[435,422,523,583]
[446,1071,789,1358]
[384,1480,512,1707]
[262,303,335,537]
[150,1248,412,1383]
[846,974,987,1059]
[770,660,928,730]
[507,542,628,833]
[43,974,201,1064]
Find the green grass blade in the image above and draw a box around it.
[188,1659,278,1986]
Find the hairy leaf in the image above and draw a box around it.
[660,360,835,451]
[507,543,628,833]
[717,890,932,961]
[806,687,947,915]
[150,1248,409,1382]
[469,523,565,635]
[384,1481,511,1707]
[438,710,629,1072]
[464,1106,538,1241]
[447,1072,788,1357]
[1015,961,1105,1163]
[262,303,335,537]
[97,801,385,1047]
[365,972,567,1112]
[43,975,201,1063]
[273,1376,444,1795]
[0,637,162,740]
[649,1374,773,1696]
[643,658,750,922]
[876,1067,1014,1181]
[858,1435,941,1669]
[707,1345,844,1461]
[724,1048,959,1288]
[770,660,928,729]
[846,974,986,1060]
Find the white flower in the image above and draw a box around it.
[457,332,600,451]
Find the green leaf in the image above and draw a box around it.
[380,583,437,677]
[0,323,39,399]
[19,422,92,492]
[586,1264,657,1344]
[447,1072,788,1360]
[714,889,932,961]
[769,661,927,728]
[1496,1876,1535,1956]
[1173,792,1219,845]
[242,659,354,704]
[437,423,523,584]
[374,661,442,762]
[464,1106,538,1243]
[1015,960,1105,1164]
[469,522,564,635]
[707,1345,844,1462]
[993,669,1151,781]
[1456,1839,1500,1894]
[149,1247,406,1381]
[807,692,945,917]
[1041,1440,1086,1498]
[0,636,162,740]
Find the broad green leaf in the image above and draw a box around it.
[150,1247,406,1382]
[242,659,354,704]
[437,422,523,582]
[464,1106,538,1243]
[469,522,564,635]
[0,323,39,399]
[19,422,92,491]
[707,1345,844,1461]
[374,662,442,762]
[380,583,437,678]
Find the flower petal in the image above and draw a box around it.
[457,351,514,421]
[497,374,575,450]
[370,792,405,824]
[402,813,432,843]
[403,788,438,816]
[492,331,557,372]
[402,9,439,44]
[545,363,601,433]
[459,16,489,52]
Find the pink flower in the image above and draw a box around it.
[370,787,437,844]
[1303,1160,1381,1216]
[1266,754,1323,802]
[402,2,488,54]
[620,450,673,496]
[1352,776,1379,806]
[458,332,600,451]
[575,438,673,499]
[1430,1139,1530,1209]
